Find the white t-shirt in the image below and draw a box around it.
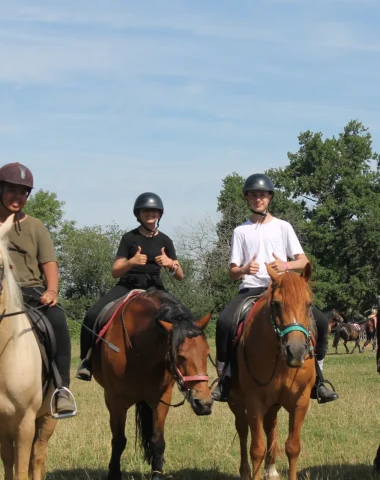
[230,217,304,290]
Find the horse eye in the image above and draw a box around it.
[177,354,186,364]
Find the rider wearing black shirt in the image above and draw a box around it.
[76,192,184,381]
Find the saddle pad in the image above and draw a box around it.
[96,289,144,343]
[352,323,361,332]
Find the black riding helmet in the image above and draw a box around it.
[243,174,274,217]
[133,192,164,218]
[243,173,274,196]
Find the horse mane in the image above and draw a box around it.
[147,289,203,353]
[0,236,23,313]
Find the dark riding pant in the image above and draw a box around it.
[80,284,130,360]
[216,288,329,363]
[22,287,72,387]
[216,287,267,363]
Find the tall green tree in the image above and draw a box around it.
[268,120,380,316]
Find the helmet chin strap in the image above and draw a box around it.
[251,208,267,217]
[139,216,162,235]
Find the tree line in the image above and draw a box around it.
[25,120,380,336]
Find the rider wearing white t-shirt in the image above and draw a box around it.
[212,173,339,405]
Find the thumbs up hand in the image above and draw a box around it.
[155,247,173,268]
[269,252,286,272]
[132,245,147,266]
[243,253,259,275]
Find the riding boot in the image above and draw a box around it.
[212,362,232,402]
[54,355,76,414]
[310,359,339,404]
[76,348,93,381]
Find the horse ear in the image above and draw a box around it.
[301,262,312,282]
[265,263,280,282]
[158,320,174,332]
[0,214,14,239]
[195,312,212,330]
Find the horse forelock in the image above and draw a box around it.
[271,272,312,322]
[150,290,202,353]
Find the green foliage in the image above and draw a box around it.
[59,224,123,301]
[268,120,380,317]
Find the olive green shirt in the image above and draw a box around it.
[7,216,57,288]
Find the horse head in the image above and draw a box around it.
[266,262,313,368]
[159,310,213,416]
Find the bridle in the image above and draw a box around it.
[243,288,314,387]
[159,329,209,408]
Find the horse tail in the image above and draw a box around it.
[332,324,342,348]
[135,401,154,464]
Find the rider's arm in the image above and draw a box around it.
[112,257,134,279]
[229,263,248,280]
[287,253,309,271]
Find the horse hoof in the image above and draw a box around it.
[107,471,122,480]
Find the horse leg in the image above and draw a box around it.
[105,394,129,480]
[246,401,265,480]
[150,398,171,480]
[344,341,349,354]
[228,392,251,480]
[30,414,57,480]
[14,410,37,480]
[263,404,281,480]
[285,403,309,480]
[0,434,15,480]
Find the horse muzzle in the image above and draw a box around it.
[284,342,308,368]
[189,395,213,415]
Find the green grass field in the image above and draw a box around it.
[2,339,380,480]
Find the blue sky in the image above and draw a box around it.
[1,0,379,236]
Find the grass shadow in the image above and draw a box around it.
[47,468,237,480]
[298,463,374,479]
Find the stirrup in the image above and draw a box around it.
[316,379,337,404]
[50,387,78,419]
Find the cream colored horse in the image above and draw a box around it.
[0,215,57,480]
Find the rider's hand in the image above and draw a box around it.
[155,247,173,268]
[40,290,58,307]
[243,253,259,275]
[269,252,287,272]
[132,246,147,266]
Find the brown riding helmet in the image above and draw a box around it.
[0,162,34,189]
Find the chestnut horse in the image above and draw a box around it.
[228,263,315,480]
[0,214,57,480]
[93,289,213,480]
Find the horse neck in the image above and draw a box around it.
[0,289,30,348]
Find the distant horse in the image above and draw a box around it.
[325,309,344,334]
[0,214,58,480]
[228,263,315,480]
[332,321,369,354]
[362,316,376,351]
[93,289,213,480]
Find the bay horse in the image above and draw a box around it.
[325,309,344,333]
[92,289,213,480]
[373,299,380,473]
[0,214,58,480]
[228,263,315,480]
[332,321,368,354]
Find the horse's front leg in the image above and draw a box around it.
[263,404,281,480]
[105,393,129,480]
[228,388,252,480]
[344,341,349,354]
[14,409,37,480]
[246,399,265,480]
[149,386,173,480]
[285,401,309,480]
